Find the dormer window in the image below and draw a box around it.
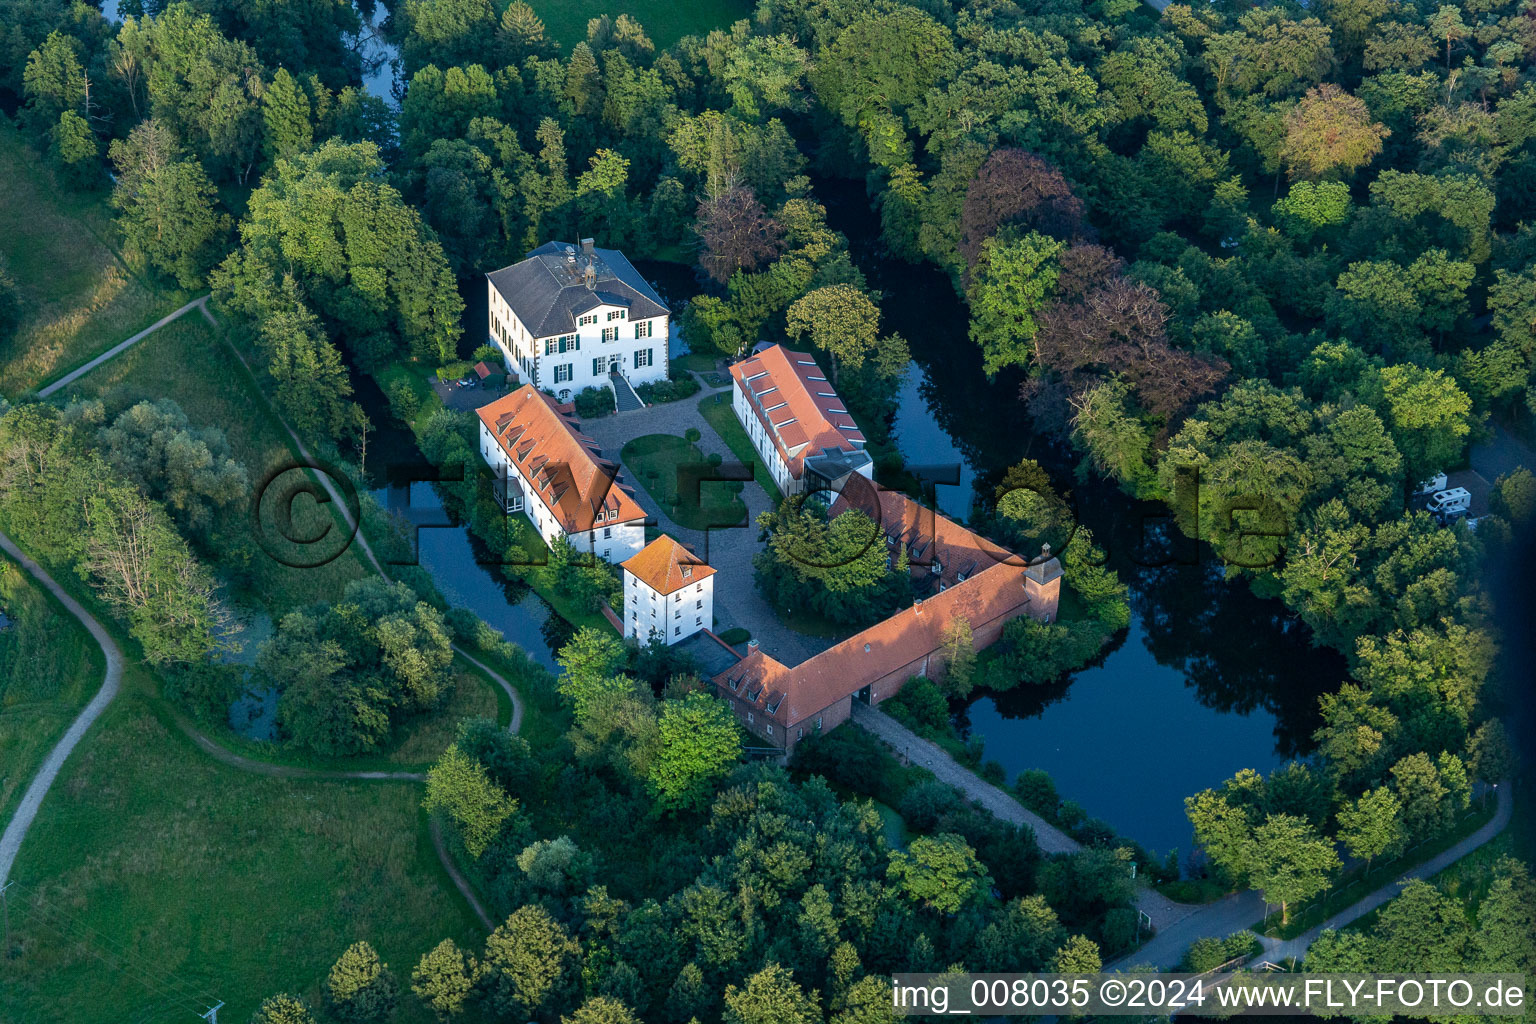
[681,565,692,579]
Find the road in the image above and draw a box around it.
[35,294,213,398]
[853,703,1516,970]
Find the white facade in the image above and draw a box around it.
[623,566,714,645]
[486,282,669,403]
[733,379,799,494]
[478,418,646,564]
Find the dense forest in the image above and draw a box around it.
[1,0,1534,1016]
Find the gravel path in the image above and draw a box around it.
[0,531,123,887]
[36,294,213,398]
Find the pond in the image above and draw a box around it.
[815,174,1346,857]
[369,484,563,673]
[351,369,564,673]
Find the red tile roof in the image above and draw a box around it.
[474,361,494,378]
[828,475,1020,590]
[477,385,645,533]
[622,535,716,595]
[714,560,1037,728]
[730,345,865,480]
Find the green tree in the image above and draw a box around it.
[94,398,248,538]
[1473,858,1536,973]
[564,996,641,1024]
[412,939,484,1021]
[1376,364,1474,482]
[326,941,399,1022]
[1054,935,1103,973]
[109,120,231,287]
[483,905,582,1021]
[1335,786,1405,873]
[262,67,315,164]
[250,993,317,1024]
[49,109,99,184]
[556,626,630,717]
[887,833,991,914]
[1492,469,1536,524]
[938,617,977,698]
[1390,751,1451,839]
[648,692,742,812]
[968,231,1065,378]
[723,962,822,1024]
[20,31,85,137]
[1279,84,1388,179]
[1249,814,1340,924]
[423,745,518,857]
[785,285,880,384]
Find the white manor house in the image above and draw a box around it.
[485,239,671,403]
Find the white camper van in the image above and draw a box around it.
[1426,487,1472,517]
[1415,472,1449,495]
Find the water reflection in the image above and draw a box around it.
[819,174,1345,852]
[372,481,561,671]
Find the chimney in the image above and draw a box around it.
[580,238,594,257]
[747,639,759,653]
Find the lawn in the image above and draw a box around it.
[698,391,785,504]
[0,122,190,397]
[621,432,749,531]
[0,667,483,1024]
[57,315,371,615]
[527,0,752,50]
[0,557,104,823]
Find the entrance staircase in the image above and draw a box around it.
[610,372,645,412]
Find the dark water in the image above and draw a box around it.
[369,481,562,672]
[815,175,1345,855]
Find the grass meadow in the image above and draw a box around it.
[0,123,189,397]
[0,662,484,1024]
[0,555,104,824]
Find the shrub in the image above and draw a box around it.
[980,760,1007,785]
[573,385,616,420]
[707,452,723,467]
[385,377,422,423]
[899,779,962,831]
[884,676,950,734]
[435,360,473,382]
[717,627,750,645]
[635,376,702,404]
[1183,931,1260,972]
[1014,769,1059,816]
[472,343,499,362]
[684,427,702,443]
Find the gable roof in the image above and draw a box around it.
[828,475,1018,591]
[621,534,716,596]
[487,242,669,339]
[729,344,865,480]
[477,385,646,533]
[714,560,1037,728]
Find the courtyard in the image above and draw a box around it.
[576,384,849,667]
